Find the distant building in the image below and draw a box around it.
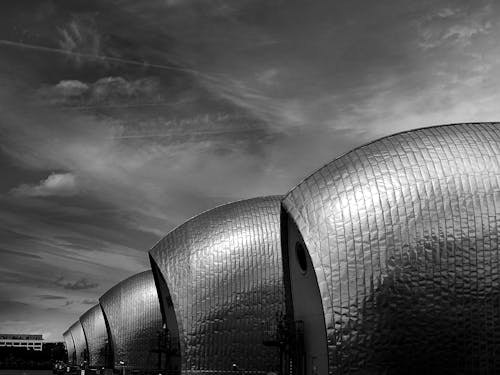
[0,334,43,351]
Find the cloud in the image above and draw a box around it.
[54,276,99,290]
[41,80,89,103]
[37,77,163,107]
[81,299,97,305]
[10,173,78,198]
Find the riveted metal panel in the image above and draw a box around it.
[149,196,285,374]
[63,329,76,364]
[282,123,500,374]
[99,270,163,370]
[68,321,87,365]
[80,304,109,367]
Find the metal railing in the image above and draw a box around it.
[261,313,305,375]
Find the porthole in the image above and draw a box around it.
[295,242,308,273]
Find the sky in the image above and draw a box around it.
[0,0,499,341]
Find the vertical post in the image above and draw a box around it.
[158,329,162,370]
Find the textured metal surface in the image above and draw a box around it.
[99,270,163,370]
[149,196,285,373]
[79,304,109,367]
[63,329,76,364]
[282,123,500,374]
[68,321,87,365]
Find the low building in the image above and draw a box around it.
[0,334,43,351]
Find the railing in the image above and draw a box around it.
[261,314,305,375]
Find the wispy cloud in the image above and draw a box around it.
[57,14,103,67]
[416,3,493,50]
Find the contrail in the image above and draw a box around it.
[110,128,260,140]
[0,39,211,78]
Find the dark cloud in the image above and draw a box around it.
[0,300,30,313]
[0,247,42,260]
[54,276,99,290]
[37,294,66,300]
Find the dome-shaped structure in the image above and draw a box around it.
[79,304,111,368]
[149,196,285,374]
[281,123,500,374]
[63,329,76,365]
[67,321,87,366]
[99,270,164,371]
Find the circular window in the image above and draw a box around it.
[295,242,308,273]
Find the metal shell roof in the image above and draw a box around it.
[62,329,76,364]
[282,123,500,374]
[149,196,285,373]
[99,270,163,370]
[68,321,87,365]
[79,304,109,367]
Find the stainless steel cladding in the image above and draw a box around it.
[281,123,500,375]
[68,321,87,365]
[79,304,109,368]
[99,270,163,370]
[149,196,285,374]
[63,329,76,364]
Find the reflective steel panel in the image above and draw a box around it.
[99,270,163,370]
[68,321,87,365]
[63,329,76,365]
[282,123,500,374]
[149,196,285,373]
[80,304,109,368]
